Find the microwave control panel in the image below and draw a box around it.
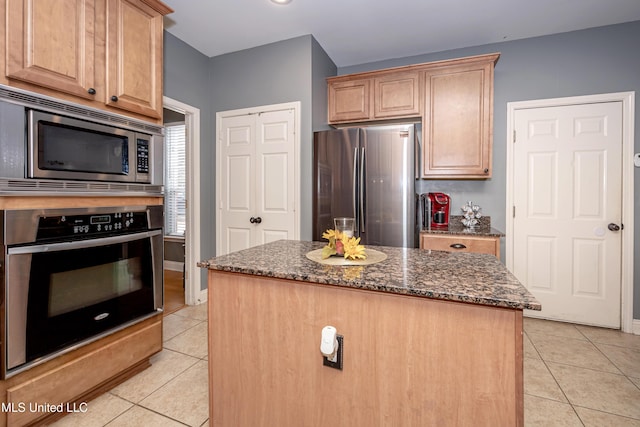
[36,211,150,241]
[136,139,150,174]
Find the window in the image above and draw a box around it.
[164,123,186,237]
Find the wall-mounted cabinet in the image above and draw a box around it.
[328,79,371,123]
[5,0,97,100]
[328,69,421,124]
[422,58,495,178]
[3,0,172,123]
[327,53,499,179]
[373,70,421,119]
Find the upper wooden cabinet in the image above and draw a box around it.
[373,71,421,119]
[326,53,499,179]
[106,0,167,119]
[328,78,371,123]
[5,0,97,100]
[3,0,172,123]
[328,69,421,123]
[422,56,497,178]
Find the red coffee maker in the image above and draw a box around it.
[427,192,451,229]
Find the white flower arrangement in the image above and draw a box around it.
[461,201,482,228]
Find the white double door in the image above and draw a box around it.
[217,105,298,255]
[511,101,623,328]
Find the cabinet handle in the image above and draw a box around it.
[87,88,96,95]
[111,95,118,102]
[450,243,467,249]
[484,168,489,174]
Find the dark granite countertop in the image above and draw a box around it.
[421,215,505,237]
[198,240,540,311]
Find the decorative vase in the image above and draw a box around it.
[461,201,482,228]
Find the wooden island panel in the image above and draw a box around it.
[208,270,523,426]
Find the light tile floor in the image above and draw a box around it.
[51,309,640,426]
[50,303,210,427]
[523,317,640,426]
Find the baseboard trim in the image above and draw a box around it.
[164,260,184,272]
[633,319,640,335]
[195,289,208,305]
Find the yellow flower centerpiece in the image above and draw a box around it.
[321,229,367,260]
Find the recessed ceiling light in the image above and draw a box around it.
[271,0,292,4]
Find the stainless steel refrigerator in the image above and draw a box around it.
[312,124,417,248]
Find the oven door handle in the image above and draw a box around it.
[7,230,162,255]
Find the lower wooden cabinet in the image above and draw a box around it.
[420,233,500,259]
[0,315,162,427]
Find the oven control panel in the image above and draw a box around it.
[36,211,150,241]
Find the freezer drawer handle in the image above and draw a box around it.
[450,243,467,249]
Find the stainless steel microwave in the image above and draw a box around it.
[0,84,163,193]
[28,110,154,183]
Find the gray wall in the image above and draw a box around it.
[341,21,640,319]
[163,31,212,288]
[210,35,334,244]
[311,37,337,133]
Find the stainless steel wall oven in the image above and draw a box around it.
[0,205,163,378]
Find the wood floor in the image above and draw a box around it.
[164,269,186,315]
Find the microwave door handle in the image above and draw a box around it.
[7,230,162,255]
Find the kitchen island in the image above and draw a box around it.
[200,240,540,426]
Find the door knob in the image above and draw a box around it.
[250,217,262,224]
[608,223,621,231]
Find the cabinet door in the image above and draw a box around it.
[422,61,493,178]
[328,79,371,123]
[106,0,163,119]
[373,71,420,119]
[5,0,97,100]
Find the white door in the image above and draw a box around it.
[254,109,296,245]
[218,106,297,255]
[512,102,623,328]
[219,114,255,254]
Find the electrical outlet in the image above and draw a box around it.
[634,153,640,168]
[323,334,343,370]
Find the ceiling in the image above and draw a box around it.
[162,0,640,68]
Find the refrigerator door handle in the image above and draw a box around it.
[353,146,358,229]
[360,147,366,232]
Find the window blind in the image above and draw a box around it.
[164,124,186,237]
